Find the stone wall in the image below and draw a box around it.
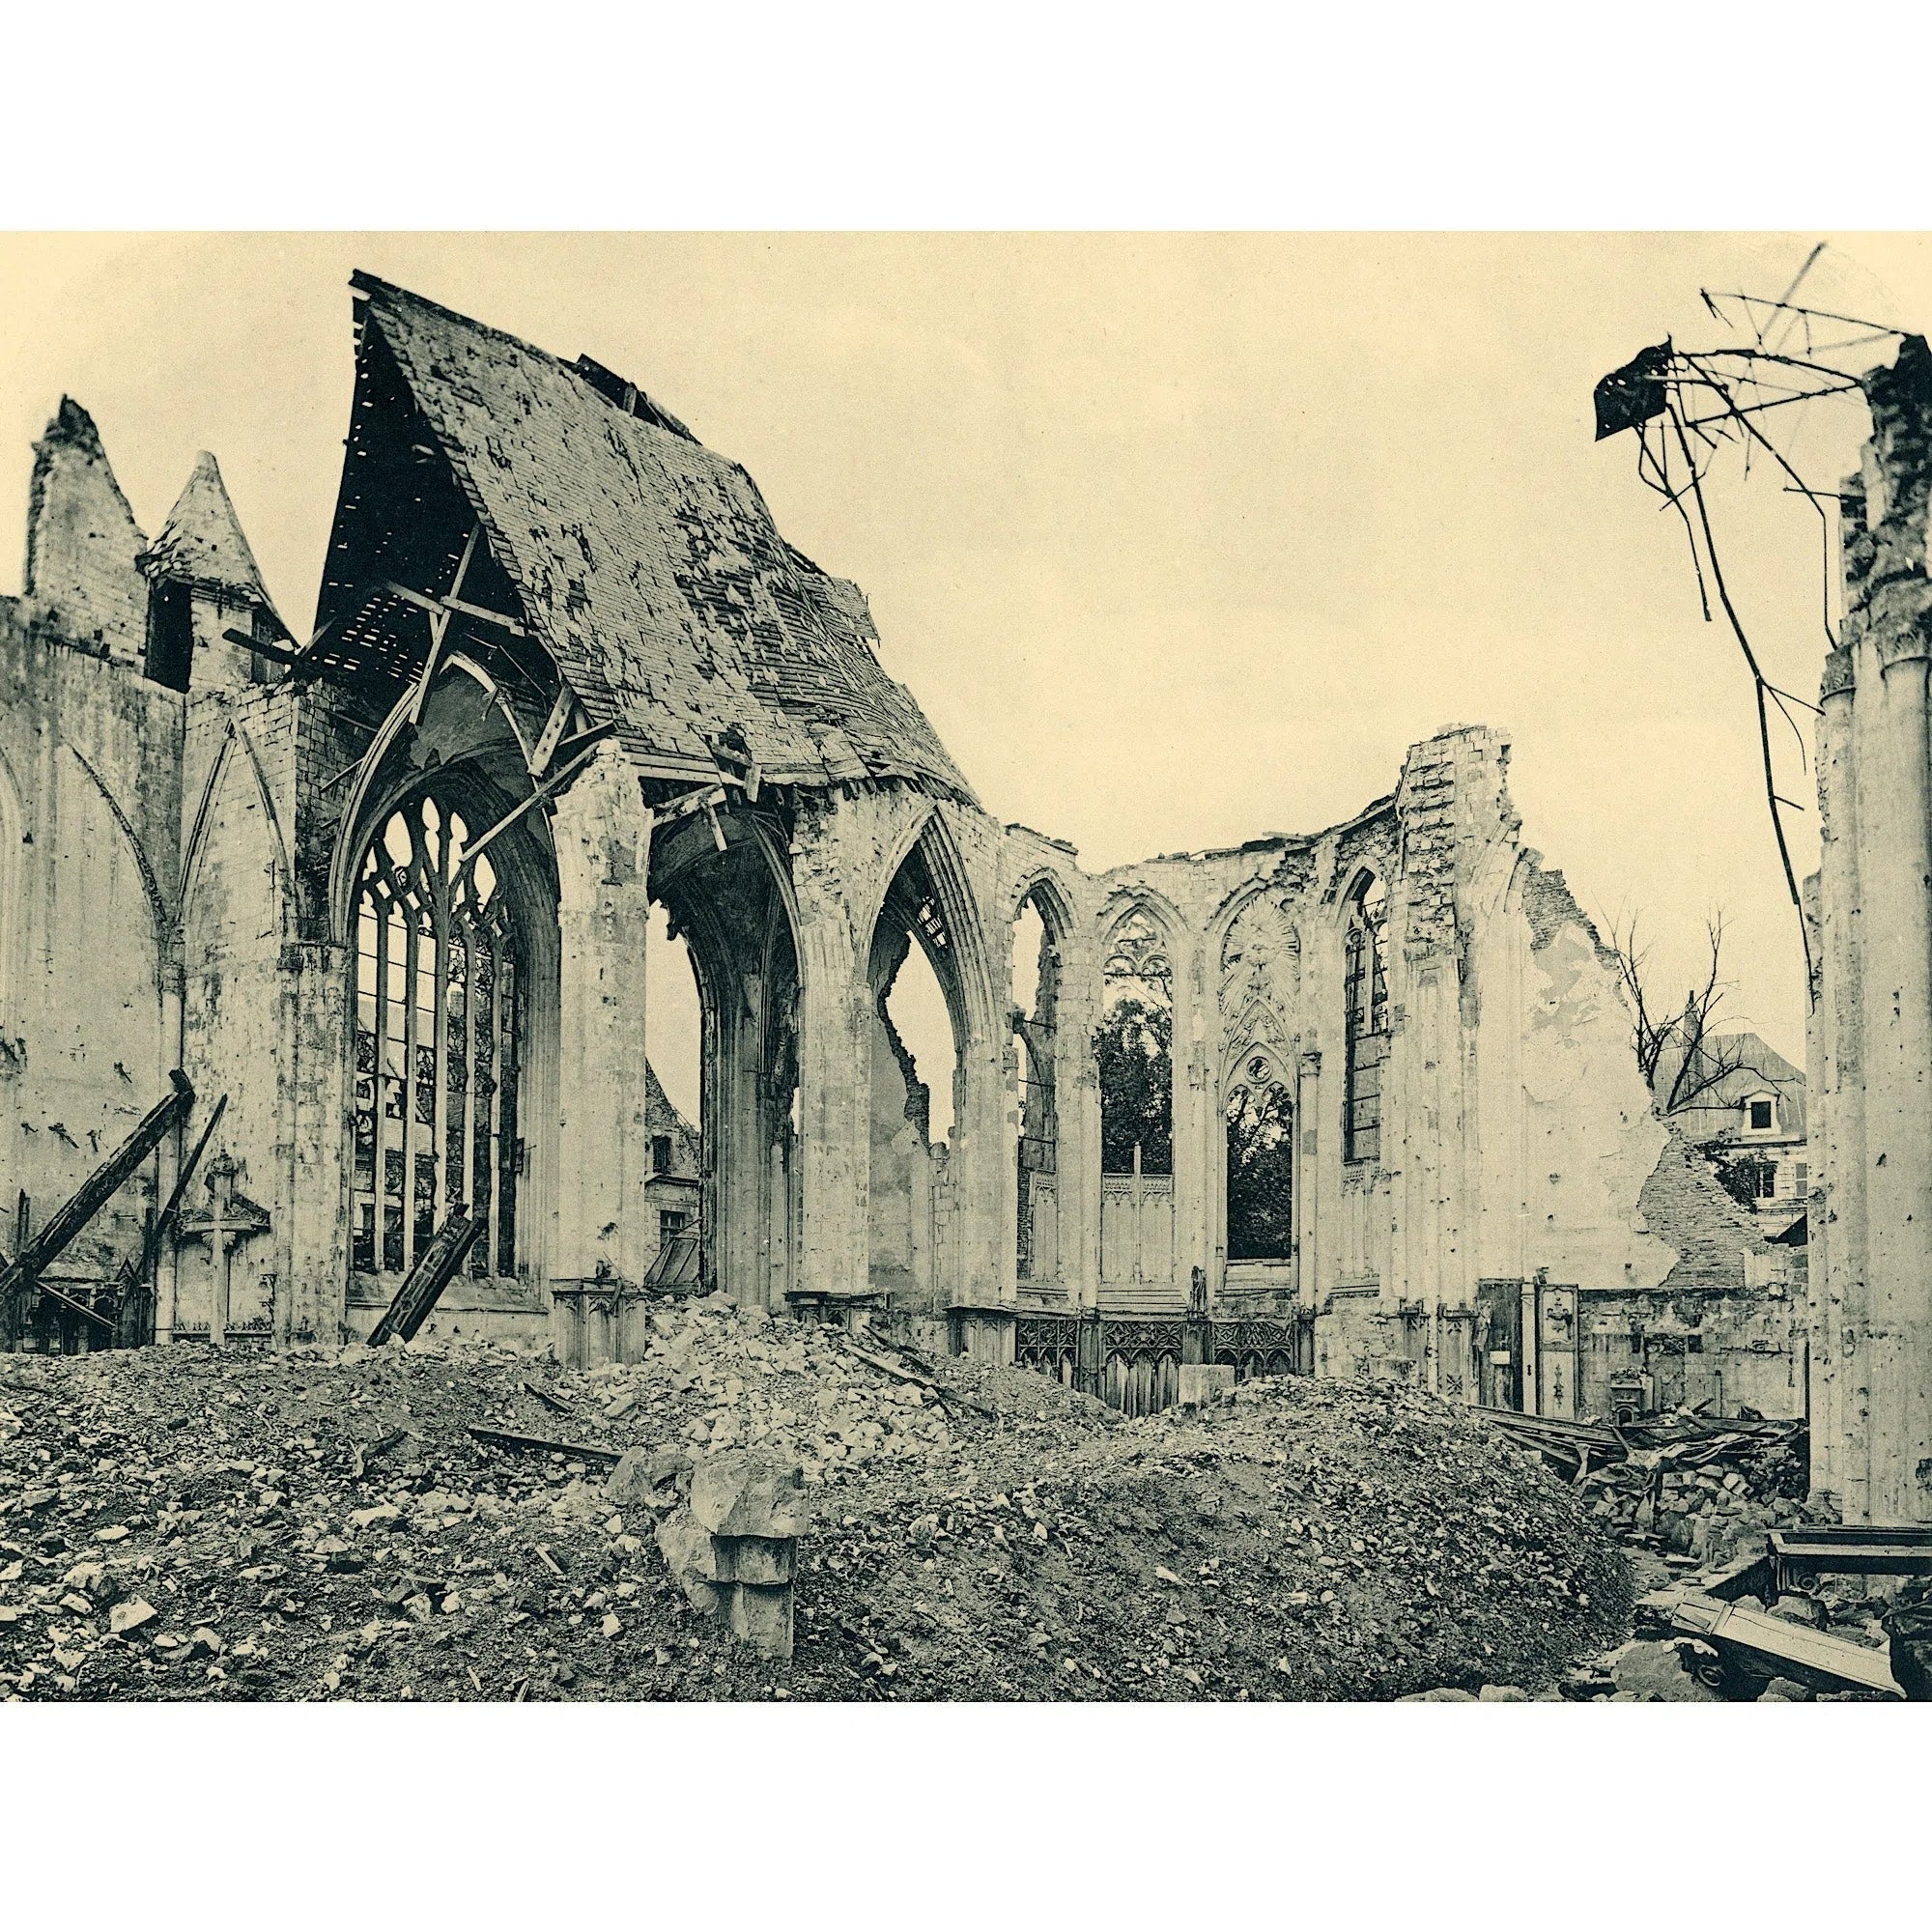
[1807,333,1932,1522]
[0,589,183,1323]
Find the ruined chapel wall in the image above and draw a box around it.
[1805,335,1932,1520]
[0,598,184,1281]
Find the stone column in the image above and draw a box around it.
[1810,640,1863,1512]
[790,803,870,1302]
[1063,945,1104,1314]
[1172,932,1209,1305]
[1857,631,1932,1522]
[1296,1048,1322,1309]
[551,741,655,1314]
[1829,336,1932,1522]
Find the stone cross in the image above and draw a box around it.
[177,1151,270,1346]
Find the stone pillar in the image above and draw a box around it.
[1857,631,1932,1522]
[1815,335,1932,1523]
[791,804,870,1303]
[1810,639,1863,1512]
[1295,1048,1322,1308]
[551,742,655,1311]
[1172,931,1209,1304]
[1064,947,1104,1314]
[281,938,351,1344]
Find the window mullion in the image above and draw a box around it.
[401,892,421,1278]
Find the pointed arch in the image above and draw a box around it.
[61,741,171,952]
[1342,868,1391,1166]
[327,652,542,943]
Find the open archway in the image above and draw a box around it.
[1097,900,1177,1293]
[1010,882,1070,1293]
[865,835,980,1310]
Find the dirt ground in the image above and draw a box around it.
[0,1296,1631,1701]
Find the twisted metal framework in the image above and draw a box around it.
[1602,247,1907,1001]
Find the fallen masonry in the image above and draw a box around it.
[0,1294,1630,1701]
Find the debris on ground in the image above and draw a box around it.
[1482,1406,1814,1569]
[0,1294,1630,1700]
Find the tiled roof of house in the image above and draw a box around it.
[345,273,974,800]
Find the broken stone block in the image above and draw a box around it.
[714,1536,794,1587]
[655,1508,726,1616]
[653,1451,807,1661]
[1610,1639,1719,1703]
[108,1599,156,1635]
[728,1581,793,1658]
[689,1450,810,1539]
[608,1446,690,1511]
[1177,1365,1236,1408]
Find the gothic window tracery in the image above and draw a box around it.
[352,793,522,1280]
[1098,904,1173,1176]
[1343,872,1389,1166]
[1226,1049,1294,1262]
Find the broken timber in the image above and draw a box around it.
[366,1207,482,1347]
[109,1091,228,1346]
[0,1070,193,1346]
[1671,1594,1905,1699]
[466,1424,623,1463]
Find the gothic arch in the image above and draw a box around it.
[327,653,541,942]
[1007,863,1077,938]
[61,741,171,954]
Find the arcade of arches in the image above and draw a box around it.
[0,273,1770,1411]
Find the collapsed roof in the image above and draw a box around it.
[316,273,974,801]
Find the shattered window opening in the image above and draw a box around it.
[1098,905,1174,1177]
[352,792,522,1282]
[1343,873,1388,1167]
[1226,1053,1294,1262]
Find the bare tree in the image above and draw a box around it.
[1605,911,1795,1116]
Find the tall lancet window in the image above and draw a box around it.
[1343,872,1389,1166]
[353,794,522,1280]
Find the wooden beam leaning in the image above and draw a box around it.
[367,1207,483,1347]
[0,1070,194,1336]
[528,688,574,778]
[462,742,602,867]
[405,527,479,728]
[380,580,527,639]
[109,1092,229,1345]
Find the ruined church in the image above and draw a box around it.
[0,275,1786,1415]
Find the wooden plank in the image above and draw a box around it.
[33,1280,114,1334]
[466,1424,622,1463]
[366,1207,482,1347]
[99,1091,228,1348]
[379,580,527,639]
[528,688,573,777]
[462,744,600,866]
[0,1071,193,1326]
[1672,1596,1904,1697]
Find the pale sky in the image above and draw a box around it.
[7,232,1928,1094]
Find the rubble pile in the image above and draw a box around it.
[0,1297,1629,1700]
[1574,1417,1813,1568]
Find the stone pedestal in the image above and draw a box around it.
[651,1450,810,1660]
